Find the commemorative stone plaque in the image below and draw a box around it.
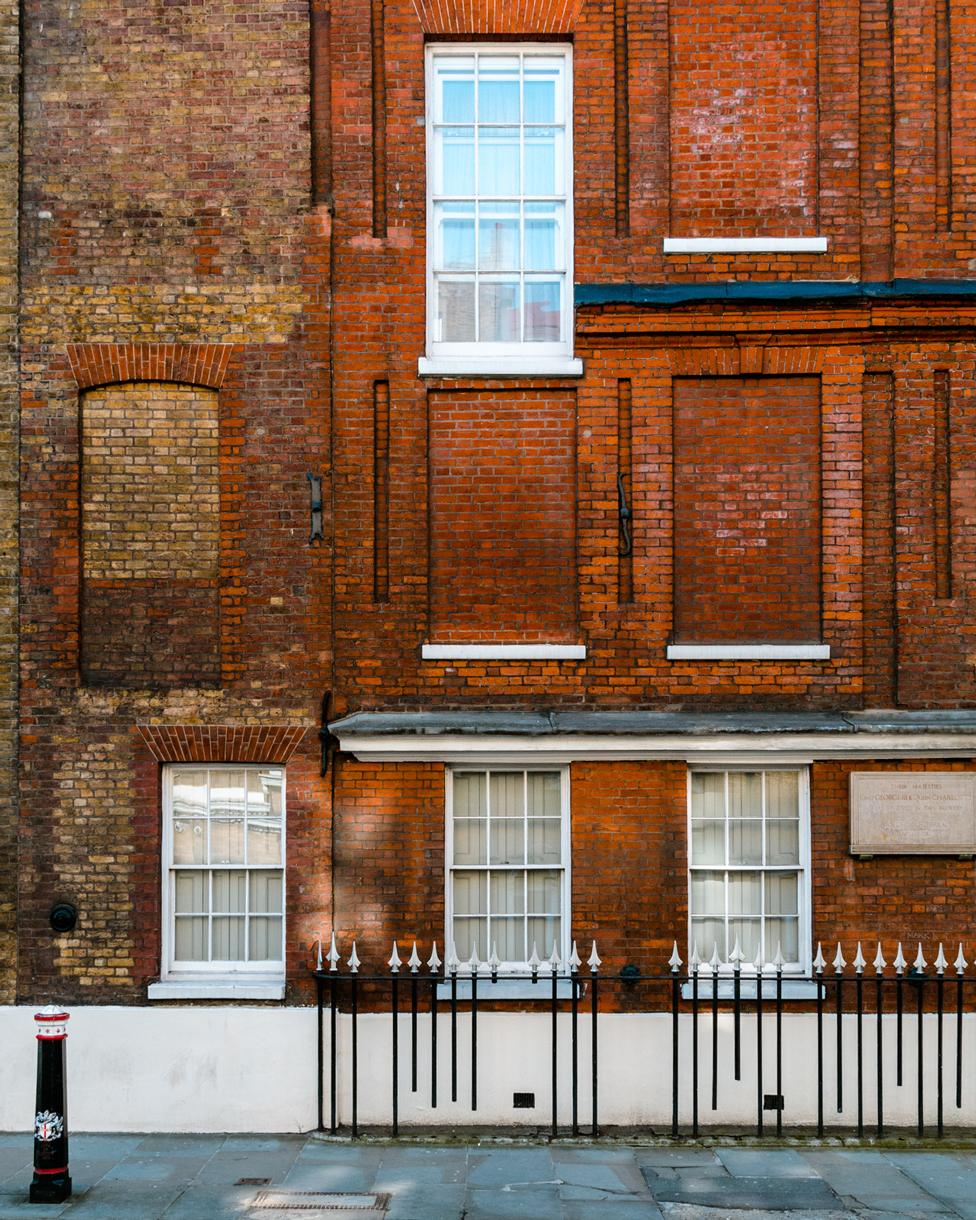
[850,772,976,855]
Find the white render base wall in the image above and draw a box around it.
[1,1006,974,1132]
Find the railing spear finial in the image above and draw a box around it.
[709,943,722,973]
[873,942,887,974]
[813,942,826,974]
[668,941,682,973]
[488,944,501,980]
[427,941,442,973]
[348,941,360,973]
[853,942,866,974]
[468,944,481,976]
[936,944,948,975]
[408,942,421,973]
[389,941,401,974]
[914,943,927,974]
[549,942,562,974]
[568,941,582,973]
[955,944,968,975]
[773,942,786,973]
[315,937,323,972]
[588,941,601,974]
[326,931,340,972]
[894,942,907,974]
[730,938,744,970]
[833,942,846,974]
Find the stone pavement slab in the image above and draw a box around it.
[0,1135,974,1217]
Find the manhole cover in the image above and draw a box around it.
[251,1192,390,1215]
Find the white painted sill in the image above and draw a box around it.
[667,644,831,662]
[663,237,829,254]
[423,643,586,661]
[681,979,823,1000]
[418,356,583,378]
[436,978,578,1001]
[148,979,285,1001]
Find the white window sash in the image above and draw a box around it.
[425,44,575,362]
[445,766,572,970]
[161,765,286,979]
[686,766,811,973]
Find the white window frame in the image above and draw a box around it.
[686,766,812,975]
[157,764,286,987]
[445,765,572,970]
[420,43,581,378]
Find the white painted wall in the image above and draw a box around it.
[2,1005,973,1133]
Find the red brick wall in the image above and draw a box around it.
[429,391,578,644]
[673,376,822,644]
[669,0,819,237]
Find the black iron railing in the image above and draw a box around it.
[311,938,975,1139]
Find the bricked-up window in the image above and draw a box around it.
[423,46,577,375]
[448,768,570,967]
[162,767,284,978]
[688,769,810,972]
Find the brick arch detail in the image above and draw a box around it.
[136,725,310,764]
[66,342,238,391]
[410,0,584,34]
[668,345,827,378]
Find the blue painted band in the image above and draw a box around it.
[575,279,976,307]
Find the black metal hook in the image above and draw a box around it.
[617,472,632,556]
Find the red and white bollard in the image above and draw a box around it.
[29,1007,71,1205]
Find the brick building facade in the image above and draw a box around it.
[2,0,976,1130]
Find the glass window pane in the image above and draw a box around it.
[249,916,283,962]
[173,819,206,865]
[174,871,208,913]
[437,280,475,342]
[479,76,519,124]
[729,773,762,818]
[527,870,561,913]
[526,771,560,817]
[247,769,282,819]
[210,817,245,865]
[730,918,761,964]
[453,871,487,916]
[437,128,474,195]
[765,872,798,916]
[524,282,560,342]
[478,128,519,195]
[250,870,283,914]
[175,916,208,961]
[247,819,282,866]
[453,917,487,961]
[438,216,475,272]
[691,917,725,963]
[440,67,474,123]
[691,772,725,819]
[213,870,247,914]
[526,817,561,865]
[172,770,208,819]
[210,771,246,818]
[454,772,486,818]
[691,819,725,866]
[492,916,523,963]
[212,916,245,961]
[765,819,799,865]
[478,212,519,272]
[524,76,556,123]
[766,917,799,962]
[524,129,558,194]
[490,871,524,915]
[729,872,762,915]
[766,770,799,818]
[527,915,560,959]
[454,817,487,865]
[690,871,724,916]
[729,819,763,865]
[524,207,560,270]
[478,281,519,342]
[490,818,524,865]
[490,772,524,817]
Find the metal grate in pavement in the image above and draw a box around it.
[251,1191,390,1214]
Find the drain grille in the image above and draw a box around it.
[251,1191,390,1214]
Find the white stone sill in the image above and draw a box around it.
[435,978,577,1001]
[422,644,586,661]
[148,979,285,1002]
[418,356,583,378]
[681,979,823,1000]
[667,644,831,661]
[663,237,829,254]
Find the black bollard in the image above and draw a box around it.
[29,1006,71,1204]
